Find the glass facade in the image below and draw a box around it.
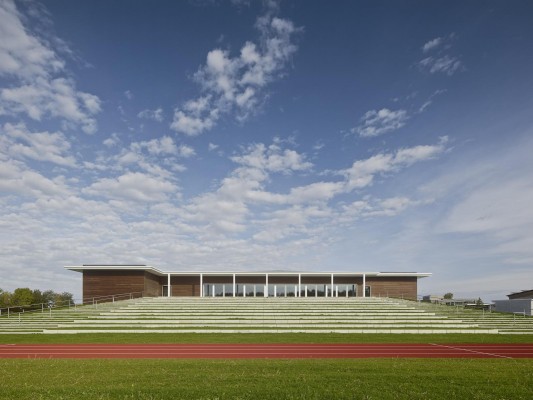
[201,282,367,298]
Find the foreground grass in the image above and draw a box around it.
[1,332,533,344]
[1,358,532,400]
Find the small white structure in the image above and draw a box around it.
[493,299,533,316]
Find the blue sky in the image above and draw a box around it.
[1,0,533,301]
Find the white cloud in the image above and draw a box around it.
[170,108,219,136]
[0,0,63,80]
[0,122,76,167]
[422,37,442,53]
[0,1,100,133]
[231,143,312,173]
[171,10,300,135]
[353,108,408,137]
[103,133,120,148]
[177,144,196,158]
[83,172,179,203]
[342,139,447,190]
[132,136,178,156]
[418,34,462,76]
[137,107,164,122]
[419,55,462,76]
[0,159,70,198]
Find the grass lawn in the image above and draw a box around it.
[1,358,532,400]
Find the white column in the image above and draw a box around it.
[336,286,338,297]
[298,274,301,298]
[284,285,287,297]
[200,273,203,298]
[232,274,236,297]
[274,285,277,298]
[305,285,308,297]
[315,285,318,297]
[254,285,256,297]
[265,274,269,297]
[212,285,215,297]
[362,273,366,298]
[167,273,171,298]
[331,273,334,298]
[243,285,246,298]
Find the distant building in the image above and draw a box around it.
[493,290,533,316]
[65,265,431,303]
[507,289,533,300]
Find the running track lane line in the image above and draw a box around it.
[1,344,532,359]
[429,343,514,359]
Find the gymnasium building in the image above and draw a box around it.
[65,265,430,302]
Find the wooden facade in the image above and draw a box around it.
[69,266,429,302]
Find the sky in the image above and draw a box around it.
[1,0,533,302]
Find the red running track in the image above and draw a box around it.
[1,344,533,359]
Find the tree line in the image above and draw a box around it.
[0,288,74,309]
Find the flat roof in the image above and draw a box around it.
[64,265,431,279]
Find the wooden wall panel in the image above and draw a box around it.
[300,276,332,284]
[235,276,266,284]
[203,276,233,284]
[171,276,200,297]
[144,272,162,297]
[269,275,298,284]
[365,277,417,300]
[83,270,144,302]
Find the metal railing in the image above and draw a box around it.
[0,291,144,319]
[83,291,144,308]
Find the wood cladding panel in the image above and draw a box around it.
[269,276,298,284]
[300,276,332,284]
[144,272,162,297]
[171,284,200,296]
[365,277,417,300]
[235,276,266,284]
[203,276,233,284]
[83,270,144,302]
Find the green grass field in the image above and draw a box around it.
[1,333,533,399]
[1,358,532,400]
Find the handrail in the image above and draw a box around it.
[82,291,144,308]
[0,291,144,318]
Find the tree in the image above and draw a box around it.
[42,290,56,306]
[54,292,74,306]
[443,293,453,299]
[11,288,34,306]
[0,289,11,308]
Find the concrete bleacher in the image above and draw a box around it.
[1,296,532,334]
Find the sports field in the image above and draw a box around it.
[1,333,532,399]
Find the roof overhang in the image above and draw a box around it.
[65,265,431,279]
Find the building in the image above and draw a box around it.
[493,289,533,316]
[507,289,533,300]
[65,265,431,302]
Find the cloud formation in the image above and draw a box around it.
[0,0,101,133]
[353,108,408,137]
[418,34,463,76]
[171,8,300,135]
